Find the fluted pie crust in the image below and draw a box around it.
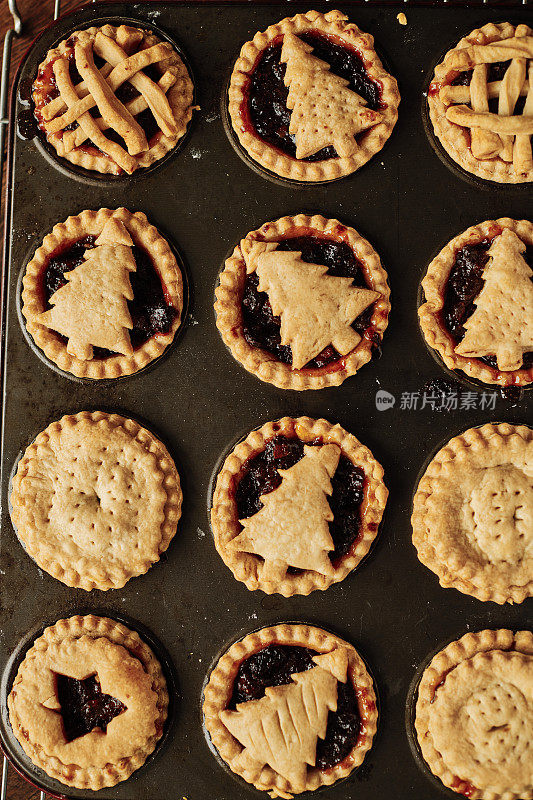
[8,614,168,790]
[211,416,387,596]
[419,217,533,387]
[415,629,533,800]
[202,623,377,798]
[22,207,183,379]
[228,10,399,182]
[10,411,182,590]
[215,214,391,390]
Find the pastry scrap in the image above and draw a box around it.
[203,623,377,797]
[412,423,532,604]
[414,629,533,799]
[215,214,390,390]
[227,10,399,181]
[22,207,183,379]
[10,411,182,591]
[8,615,168,789]
[32,24,195,175]
[428,22,533,183]
[419,218,533,387]
[211,416,387,596]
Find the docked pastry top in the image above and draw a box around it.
[22,207,183,379]
[32,24,195,175]
[428,22,533,183]
[228,10,399,181]
[215,214,390,390]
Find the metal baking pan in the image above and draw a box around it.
[0,2,531,798]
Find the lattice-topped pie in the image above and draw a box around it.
[10,411,182,590]
[415,629,533,799]
[211,417,387,596]
[228,10,399,181]
[22,207,183,379]
[428,22,533,183]
[215,214,391,389]
[412,423,533,605]
[8,615,168,789]
[32,24,195,175]
[203,623,377,797]
[419,218,533,387]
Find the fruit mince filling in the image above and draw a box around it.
[229,644,360,770]
[56,672,126,743]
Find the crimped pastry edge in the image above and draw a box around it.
[215,214,391,390]
[22,207,184,379]
[7,614,169,790]
[418,217,533,387]
[211,416,388,596]
[10,411,182,590]
[202,623,378,798]
[227,9,400,182]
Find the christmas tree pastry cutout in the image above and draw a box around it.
[280,33,383,159]
[455,228,533,371]
[243,241,379,369]
[37,215,136,360]
[220,646,349,793]
[231,443,340,582]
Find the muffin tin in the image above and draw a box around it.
[0,2,531,798]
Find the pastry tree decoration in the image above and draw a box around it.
[220,646,349,792]
[244,241,379,369]
[455,229,533,371]
[231,444,340,581]
[37,217,137,360]
[280,33,383,159]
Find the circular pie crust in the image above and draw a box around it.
[22,207,184,379]
[227,9,400,182]
[10,411,182,591]
[203,623,377,797]
[215,214,391,390]
[412,423,533,604]
[427,22,533,184]
[211,416,388,596]
[8,614,168,790]
[414,629,533,799]
[32,24,195,176]
[418,217,533,387]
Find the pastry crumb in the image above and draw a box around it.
[397,12,407,26]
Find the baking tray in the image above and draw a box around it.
[0,2,532,798]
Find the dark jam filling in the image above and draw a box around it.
[42,235,177,358]
[450,61,526,115]
[442,238,533,371]
[247,30,382,161]
[229,644,360,770]
[55,673,126,742]
[242,234,377,369]
[235,434,366,564]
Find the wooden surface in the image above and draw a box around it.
[1,0,86,796]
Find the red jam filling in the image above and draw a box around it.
[242,233,380,370]
[243,30,382,161]
[235,433,367,565]
[229,644,361,770]
[55,673,126,742]
[42,235,177,358]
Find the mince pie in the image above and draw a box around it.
[414,629,533,799]
[22,207,183,379]
[8,614,168,789]
[412,423,532,605]
[228,9,399,181]
[419,218,533,387]
[428,22,533,183]
[203,623,377,797]
[211,417,387,596]
[10,411,182,591]
[32,24,195,175]
[215,214,390,389]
